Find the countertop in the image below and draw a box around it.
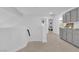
[60,27,79,30]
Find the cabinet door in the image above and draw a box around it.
[63,14,66,23]
[73,30,79,47]
[66,29,73,43]
[59,28,63,39]
[71,8,77,22]
[77,8,79,21]
[62,28,67,40]
[66,12,71,23]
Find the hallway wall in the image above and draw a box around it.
[0,26,29,51]
[0,8,22,28]
[53,15,62,35]
[22,16,43,42]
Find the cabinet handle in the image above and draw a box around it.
[27,29,30,36]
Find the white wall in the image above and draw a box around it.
[22,16,42,42]
[0,26,29,51]
[53,16,62,35]
[0,8,22,28]
[0,8,29,51]
[0,8,43,51]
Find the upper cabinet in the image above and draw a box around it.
[63,14,66,23]
[63,8,79,23]
[63,11,71,23]
[71,8,78,22]
[77,8,79,21]
[66,12,71,23]
[63,12,70,23]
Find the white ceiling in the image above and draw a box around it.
[17,7,72,17]
[0,7,72,28]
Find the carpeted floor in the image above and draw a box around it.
[18,31,79,52]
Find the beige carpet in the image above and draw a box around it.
[17,31,79,52]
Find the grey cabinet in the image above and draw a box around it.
[63,14,66,23]
[77,8,79,21]
[65,12,71,23]
[63,8,79,23]
[59,28,79,47]
[71,8,77,22]
[66,29,73,43]
[62,28,67,40]
[59,28,63,39]
[60,28,67,40]
[73,29,79,47]
[63,12,70,23]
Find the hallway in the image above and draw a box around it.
[18,32,79,52]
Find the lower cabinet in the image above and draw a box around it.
[60,28,79,47]
[60,28,67,40]
[66,29,73,43]
[73,29,79,47]
[59,28,63,39]
[62,28,67,40]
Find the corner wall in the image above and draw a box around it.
[0,26,29,51]
[53,16,62,35]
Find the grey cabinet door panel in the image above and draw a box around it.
[66,12,71,23]
[63,14,66,23]
[73,30,79,47]
[71,8,77,22]
[77,8,79,21]
[59,28,63,39]
[66,29,73,43]
[62,28,67,40]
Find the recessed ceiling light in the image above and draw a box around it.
[49,12,55,16]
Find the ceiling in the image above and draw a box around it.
[17,7,72,17]
[0,7,72,28]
